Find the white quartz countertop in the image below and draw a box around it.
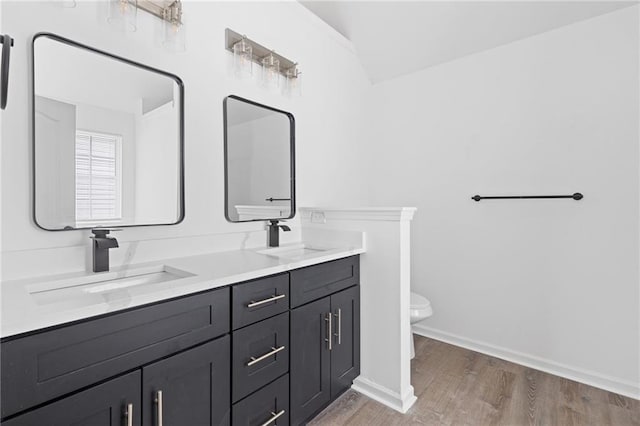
[1,242,365,338]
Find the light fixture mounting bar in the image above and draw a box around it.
[225,28,298,77]
[136,0,182,25]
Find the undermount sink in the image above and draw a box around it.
[257,244,331,261]
[28,265,195,305]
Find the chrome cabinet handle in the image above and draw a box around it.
[325,313,332,351]
[334,308,342,345]
[247,294,285,308]
[154,390,163,426]
[125,403,133,426]
[247,345,286,367]
[260,409,285,426]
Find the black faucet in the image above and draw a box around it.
[267,220,291,247]
[91,229,119,273]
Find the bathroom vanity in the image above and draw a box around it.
[0,252,361,426]
[2,30,365,426]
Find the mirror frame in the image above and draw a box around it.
[223,95,296,223]
[31,33,185,231]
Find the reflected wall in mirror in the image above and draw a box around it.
[32,33,184,230]
[224,96,295,222]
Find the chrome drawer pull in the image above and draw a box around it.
[247,345,286,367]
[125,403,133,426]
[155,390,163,426]
[334,308,342,345]
[325,313,332,351]
[247,294,286,308]
[260,409,285,426]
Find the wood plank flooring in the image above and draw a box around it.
[309,336,640,426]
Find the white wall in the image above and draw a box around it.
[34,96,76,228]
[0,1,371,280]
[247,115,290,207]
[365,7,640,397]
[34,34,175,115]
[134,101,179,223]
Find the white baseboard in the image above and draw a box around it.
[413,324,640,400]
[351,376,417,413]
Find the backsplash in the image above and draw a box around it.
[2,226,302,281]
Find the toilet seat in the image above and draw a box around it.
[409,291,432,359]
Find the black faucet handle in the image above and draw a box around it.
[268,219,291,232]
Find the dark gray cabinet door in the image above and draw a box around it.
[330,286,360,399]
[2,371,141,426]
[142,336,231,426]
[290,297,331,425]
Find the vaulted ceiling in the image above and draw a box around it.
[300,1,637,83]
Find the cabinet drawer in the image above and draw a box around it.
[290,256,359,307]
[232,273,289,330]
[232,374,289,426]
[2,370,141,426]
[232,312,289,402]
[1,287,230,418]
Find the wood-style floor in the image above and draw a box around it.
[309,336,640,426]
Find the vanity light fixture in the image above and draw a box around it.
[225,29,301,95]
[106,0,186,52]
[161,0,186,53]
[283,63,302,97]
[261,51,280,89]
[232,35,253,76]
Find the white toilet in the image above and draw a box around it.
[410,291,433,359]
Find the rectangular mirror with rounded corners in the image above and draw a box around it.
[224,95,295,222]
[32,33,184,230]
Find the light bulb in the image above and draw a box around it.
[233,37,253,76]
[283,64,302,97]
[106,0,137,32]
[161,1,186,52]
[261,52,280,90]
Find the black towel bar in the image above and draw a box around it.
[472,193,583,202]
[265,197,292,202]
